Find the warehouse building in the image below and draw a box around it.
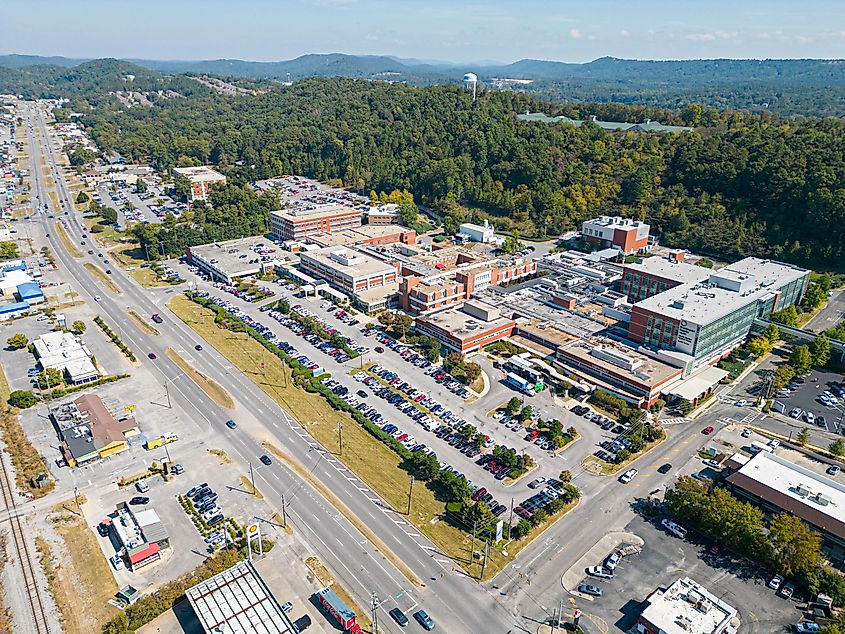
[270,204,362,241]
[0,300,30,320]
[628,257,809,368]
[16,281,44,304]
[186,559,297,634]
[582,216,651,254]
[33,331,99,385]
[636,577,738,634]
[414,300,516,354]
[173,166,226,202]
[726,451,845,554]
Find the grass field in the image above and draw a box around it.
[42,502,119,633]
[0,408,55,498]
[165,347,234,409]
[55,222,82,257]
[48,190,59,210]
[168,295,571,579]
[83,263,121,294]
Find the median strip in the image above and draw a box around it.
[55,222,81,258]
[83,263,121,295]
[126,309,159,336]
[165,348,235,409]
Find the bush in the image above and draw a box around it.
[8,390,40,409]
[589,389,628,416]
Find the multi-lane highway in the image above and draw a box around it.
[23,102,522,633]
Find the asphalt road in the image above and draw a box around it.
[24,102,521,633]
[805,288,845,333]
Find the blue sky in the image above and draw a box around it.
[3,0,844,62]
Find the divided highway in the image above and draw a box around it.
[24,103,522,632]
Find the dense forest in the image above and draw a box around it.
[3,54,845,117]
[48,64,841,269]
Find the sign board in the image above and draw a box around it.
[246,522,262,559]
[495,520,504,543]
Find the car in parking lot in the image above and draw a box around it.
[768,574,784,590]
[577,584,603,597]
[657,463,672,474]
[827,465,841,476]
[794,623,822,633]
[129,496,149,505]
[703,459,722,469]
[604,551,621,570]
[736,399,748,407]
[661,518,688,539]
[780,582,795,599]
[586,565,614,579]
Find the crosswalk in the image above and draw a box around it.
[659,417,691,426]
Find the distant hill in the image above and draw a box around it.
[2,53,844,116]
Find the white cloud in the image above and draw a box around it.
[569,28,582,39]
[687,33,717,41]
[619,30,630,38]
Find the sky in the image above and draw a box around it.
[3,0,845,63]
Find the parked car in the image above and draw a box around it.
[619,468,638,484]
[129,496,149,505]
[586,565,614,579]
[780,582,795,599]
[577,584,602,597]
[604,551,621,570]
[661,518,688,539]
[768,574,784,590]
[794,623,822,633]
[657,463,672,474]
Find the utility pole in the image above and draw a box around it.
[507,498,514,539]
[249,462,256,495]
[164,381,171,409]
[337,421,343,456]
[470,521,477,562]
[281,494,287,528]
[407,475,414,515]
[370,591,380,634]
[481,539,490,580]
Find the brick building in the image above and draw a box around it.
[173,166,226,203]
[270,205,362,241]
[582,216,650,254]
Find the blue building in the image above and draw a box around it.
[0,301,30,320]
[16,282,44,304]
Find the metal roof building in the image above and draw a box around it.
[186,559,296,634]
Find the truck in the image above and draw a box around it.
[505,372,533,395]
[144,433,178,450]
[316,587,361,633]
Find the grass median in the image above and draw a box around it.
[165,347,234,409]
[55,221,82,257]
[169,295,577,581]
[83,262,121,295]
[127,309,159,336]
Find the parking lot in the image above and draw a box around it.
[579,515,800,633]
[774,368,845,434]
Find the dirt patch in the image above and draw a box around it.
[165,348,235,409]
[304,556,372,630]
[239,475,264,499]
[0,408,54,498]
[207,448,233,464]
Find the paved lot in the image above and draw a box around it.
[774,368,845,433]
[581,514,800,634]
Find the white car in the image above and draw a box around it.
[736,399,748,407]
[768,439,781,449]
[703,459,722,469]
[94,295,102,302]
[661,518,688,539]
[741,428,752,438]
[805,412,815,425]
[604,551,621,570]
[619,468,638,484]
[111,554,125,570]
[586,565,614,579]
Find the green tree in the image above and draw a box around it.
[768,512,821,578]
[75,191,89,204]
[518,405,533,423]
[677,399,694,415]
[746,336,773,358]
[38,367,64,389]
[100,206,118,225]
[8,390,39,409]
[563,483,581,501]
[426,338,441,362]
[135,178,148,194]
[797,427,811,447]
[6,333,28,350]
[511,519,531,539]
[789,344,813,375]
[71,320,86,334]
[762,323,781,343]
[558,469,573,483]
[398,202,419,228]
[409,451,440,481]
[830,439,845,457]
[0,242,19,259]
[505,397,521,415]
[276,298,290,314]
[771,305,801,327]
[810,333,831,367]
[697,257,714,269]
[436,470,470,502]
[502,231,524,255]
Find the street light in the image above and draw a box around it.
[162,372,185,409]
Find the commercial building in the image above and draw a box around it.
[306,224,416,249]
[53,394,138,467]
[299,246,399,310]
[457,219,496,243]
[414,300,516,354]
[186,237,282,284]
[622,257,711,302]
[33,331,98,385]
[186,559,297,634]
[365,203,400,225]
[582,216,651,254]
[0,300,30,320]
[111,502,170,571]
[173,166,226,202]
[628,257,809,368]
[726,451,845,553]
[15,281,44,304]
[636,577,738,634]
[270,205,362,241]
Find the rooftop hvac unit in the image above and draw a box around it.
[796,483,813,497]
[815,493,832,507]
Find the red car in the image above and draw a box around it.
[702,426,714,435]
[709,543,722,555]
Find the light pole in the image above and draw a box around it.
[162,372,185,409]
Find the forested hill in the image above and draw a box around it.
[2,53,845,117]
[32,62,837,270]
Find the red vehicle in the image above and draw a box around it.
[472,487,487,501]
[317,587,361,633]
[710,542,722,555]
[702,426,714,435]
[525,430,540,441]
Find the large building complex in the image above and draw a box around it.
[173,166,226,203]
[186,237,283,284]
[636,577,738,634]
[628,257,809,368]
[270,205,362,241]
[726,451,845,553]
[414,300,516,354]
[622,257,711,303]
[582,216,651,254]
[299,246,400,311]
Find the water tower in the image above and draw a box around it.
[463,72,478,101]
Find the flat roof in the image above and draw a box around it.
[416,304,514,341]
[665,365,728,401]
[189,237,277,277]
[640,577,736,634]
[355,281,400,305]
[633,257,809,327]
[624,258,711,285]
[271,204,360,222]
[300,246,396,278]
[583,215,649,231]
[726,451,845,540]
[186,560,294,634]
[558,338,681,389]
[307,224,410,248]
[173,166,226,182]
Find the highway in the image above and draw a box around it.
[22,103,527,633]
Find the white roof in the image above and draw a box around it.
[186,560,294,634]
[34,332,96,378]
[640,577,737,634]
[173,165,226,183]
[0,268,31,291]
[625,258,711,285]
[133,509,161,527]
[666,365,728,401]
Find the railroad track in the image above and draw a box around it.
[0,452,51,633]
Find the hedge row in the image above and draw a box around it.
[93,316,137,362]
